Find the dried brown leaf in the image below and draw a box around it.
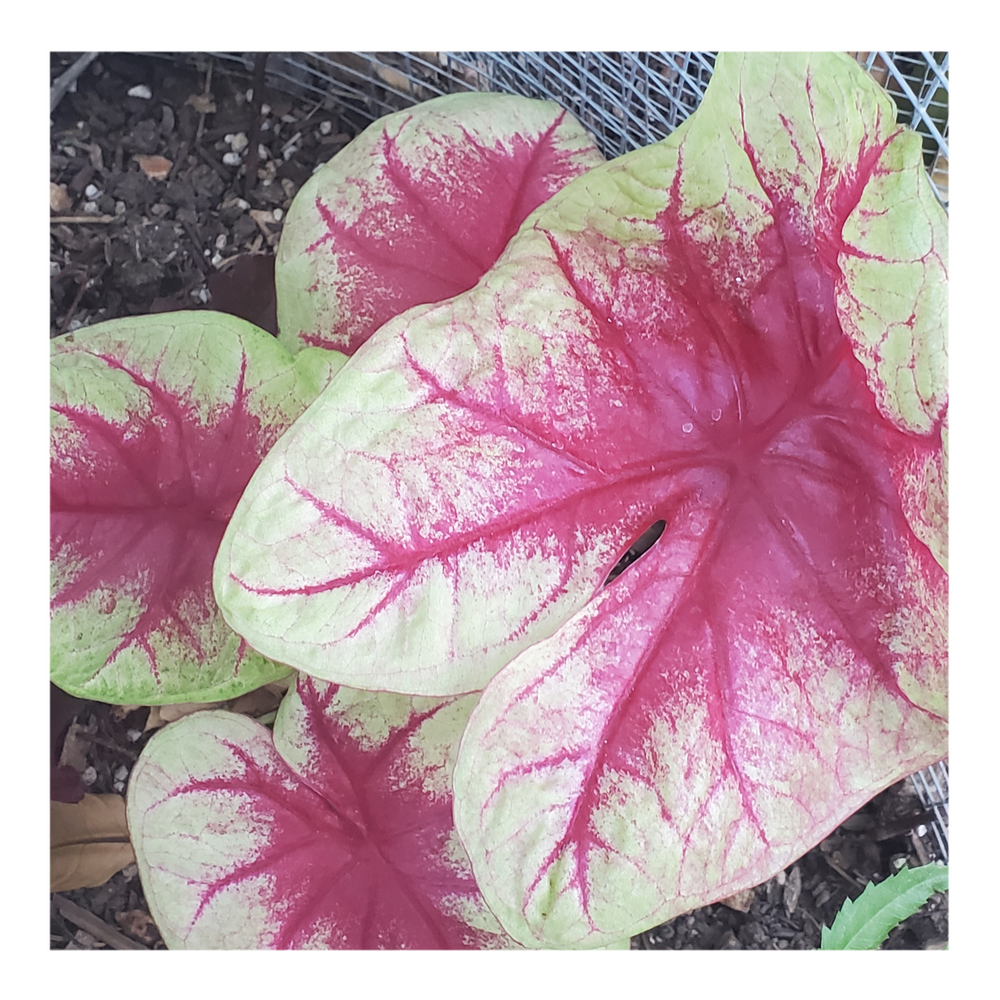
[230,684,283,718]
[144,702,219,731]
[51,794,134,892]
[110,704,142,721]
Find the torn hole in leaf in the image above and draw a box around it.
[603,520,666,586]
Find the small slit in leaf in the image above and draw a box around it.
[603,519,666,586]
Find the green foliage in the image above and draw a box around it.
[820,863,948,950]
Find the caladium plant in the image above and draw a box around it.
[50,94,596,708]
[50,313,344,704]
[56,52,947,950]
[51,91,614,948]
[275,92,605,355]
[211,51,947,947]
[126,676,523,949]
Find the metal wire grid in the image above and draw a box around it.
[442,52,717,156]
[190,51,947,205]
[183,51,717,159]
[911,760,950,863]
[167,49,951,864]
[852,51,949,205]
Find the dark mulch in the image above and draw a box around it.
[48,52,947,951]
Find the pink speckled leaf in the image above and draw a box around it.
[450,52,948,946]
[217,52,946,945]
[216,54,946,712]
[126,677,519,949]
[275,92,604,355]
[50,313,345,704]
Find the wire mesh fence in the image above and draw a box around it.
[184,50,948,206]
[164,49,951,864]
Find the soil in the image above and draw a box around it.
[48,52,948,951]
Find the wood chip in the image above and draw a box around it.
[186,93,216,115]
[376,64,412,93]
[53,895,148,950]
[50,182,73,213]
[114,909,160,946]
[782,864,802,916]
[50,215,119,224]
[719,888,756,912]
[134,154,173,181]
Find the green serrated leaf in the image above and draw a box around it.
[821,864,948,950]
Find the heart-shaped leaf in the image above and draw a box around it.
[51,312,345,704]
[448,52,948,945]
[126,678,519,949]
[275,92,605,355]
[215,52,946,947]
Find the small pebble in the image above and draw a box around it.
[259,102,269,115]
[81,765,97,785]
[82,201,100,215]
[222,151,242,167]
[229,132,249,152]
[215,233,227,250]
[282,145,298,161]
[319,119,333,135]
[127,84,152,100]
[126,728,143,742]
[272,208,283,222]
[84,183,101,199]
[191,287,209,304]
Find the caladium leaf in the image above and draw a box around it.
[275,92,605,355]
[216,54,946,703]
[217,50,946,947]
[126,678,519,949]
[51,313,345,704]
[447,53,948,946]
